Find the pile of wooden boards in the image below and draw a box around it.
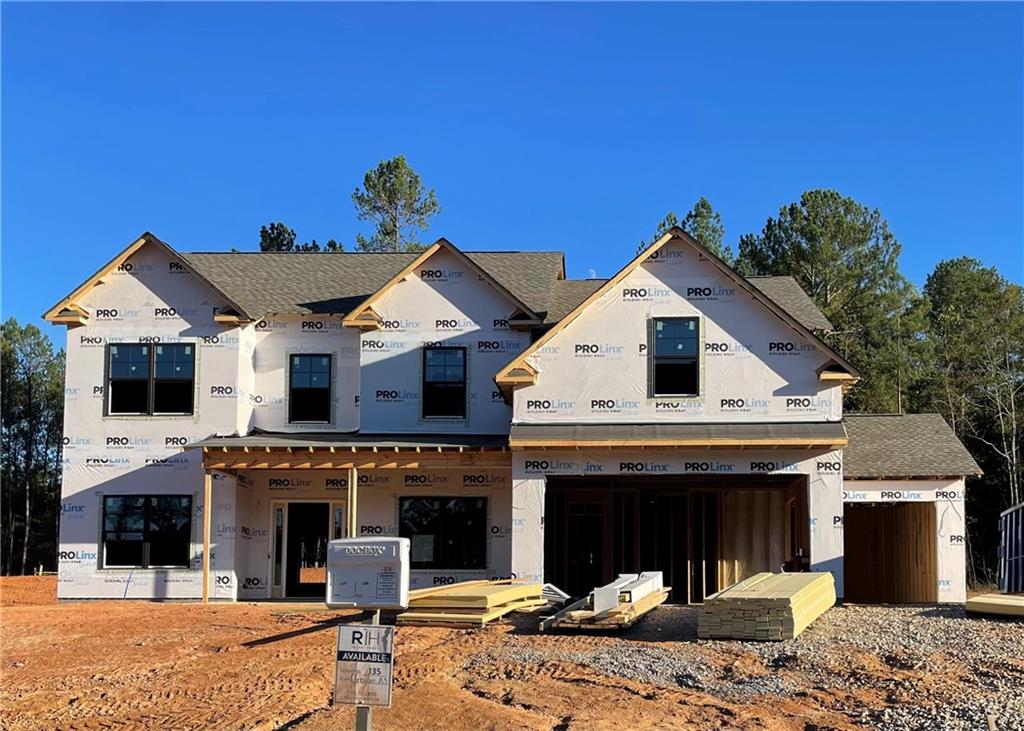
[965,593,1024,617]
[541,572,670,631]
[396,580,546,627]
[698,572,835,641]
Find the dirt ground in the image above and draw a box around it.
[1,577,1021,731]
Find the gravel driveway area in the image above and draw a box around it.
[469,604,1024,731]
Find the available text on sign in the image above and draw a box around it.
[333,624,395,707]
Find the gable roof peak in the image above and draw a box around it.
[340,235,543,330]
[495,225,861,388]
[43,231,250,324]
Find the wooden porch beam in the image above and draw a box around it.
[202,471,212,604]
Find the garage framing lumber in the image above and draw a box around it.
[540,587,671,631]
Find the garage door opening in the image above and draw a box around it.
[545,475,807,603]
[844,502,937,603]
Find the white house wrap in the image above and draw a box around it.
[47,231,980,604]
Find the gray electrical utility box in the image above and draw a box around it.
[326,537,410,610]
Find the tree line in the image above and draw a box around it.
[2,160,1020,584]
[2,320,65,575]
[658,191,1022,584]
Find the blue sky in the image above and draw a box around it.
[3,2,1021,334]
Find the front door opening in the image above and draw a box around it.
[286,502,330,598]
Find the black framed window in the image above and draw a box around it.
[289,354,332,422]
[650,317,700,396]
[399,496,487,570]
[422,347,466,418]
[108,343,194,415]
[102,495,192,568]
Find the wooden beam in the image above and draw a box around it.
[213,313,250,326]
[349,466,359,537]
[202,471,212,604]
[49,311,89,326]
[819,371,858,383]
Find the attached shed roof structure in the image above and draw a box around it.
[843,413,983,478]
[510,422,848,449]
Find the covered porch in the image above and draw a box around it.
[194,432,512,602]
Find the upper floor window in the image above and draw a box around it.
[649,317,700,397]
[289,354,332,423]
[422,346,466,419]
[108,343,194,415]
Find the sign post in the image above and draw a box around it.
[334,611,393,729]
[327,538,410,731]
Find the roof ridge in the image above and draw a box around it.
[183,250,565,255]
[845,412,941,417]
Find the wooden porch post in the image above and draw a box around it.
[348,466,359,537]
[202,470,212,603]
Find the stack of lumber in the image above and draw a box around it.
[698,572,835,641]
[541,572,670,631]
[396,580,546,627]
[965,593,1024,618]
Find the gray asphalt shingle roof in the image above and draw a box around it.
[181,251,830,332]
[182,251,565,319]
[748,276,833,331]
[844,413,982,478]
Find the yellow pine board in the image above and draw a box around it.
[699,573,836,641]
[410,583,542,609]
[407,580,492,602]
[398,597,547,625]
[965,593,1024,617]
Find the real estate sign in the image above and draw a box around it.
[333,624,395,707]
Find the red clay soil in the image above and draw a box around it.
[0,576,957,730]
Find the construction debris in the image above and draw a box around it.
[541,572,669,631]
[396,580,546,627]
[541,583,570,604]
[965,593,1024,618]
[698,572,836,641]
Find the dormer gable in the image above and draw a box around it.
[341,238,542,332]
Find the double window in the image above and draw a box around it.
[107,343,195,415]
[649,317,700,396]
[102,495,192,568]
[399,497,487,570]
[422,347,466,419]
[289,354,332,423]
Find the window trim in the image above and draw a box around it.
[397,495,489,571]
[101,494,193,570]
[421,345,468,420]
[287,352,334,424]
[648,316,701,398]
[105,342,196,417]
